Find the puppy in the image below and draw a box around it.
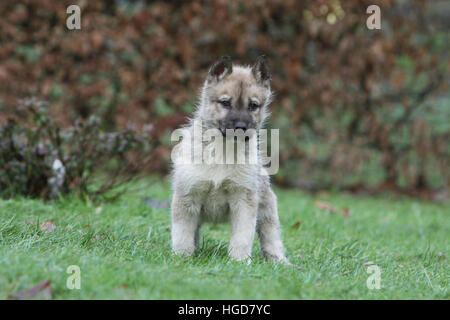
[170,56,289,264]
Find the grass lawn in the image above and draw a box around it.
[0,177,448,299]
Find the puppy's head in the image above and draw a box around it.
[198,56,273,135]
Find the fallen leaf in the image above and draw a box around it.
[314,201,338,214]
[114,285,134,296]
[291,221,301,229]
[93,234,105,240]
[39,221,56,233]
[342,207,351,217]
[95,207,102,214]
[11,280,52,300]
[317,191,329,198]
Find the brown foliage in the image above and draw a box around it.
[0,0,448,193]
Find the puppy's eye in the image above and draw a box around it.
[219,100,232,109]
[248,101,260,111]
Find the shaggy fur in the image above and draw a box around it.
[171,56,289,264]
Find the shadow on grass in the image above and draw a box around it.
[196,237,229,260]
[189,237,268,267]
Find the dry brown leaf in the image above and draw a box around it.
[39,221,56,233]
[291,221,302,229]
[342,208,351,217]
[314,201,338,214]
[93,234,105,240]
[11,280,52,300]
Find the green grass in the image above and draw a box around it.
[0,178,448,299]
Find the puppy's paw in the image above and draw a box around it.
[276,258,292,266]
[263,253,291,266]
[228,246,251,262]
[172,244,196,256]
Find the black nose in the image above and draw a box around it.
[234,121,247,131]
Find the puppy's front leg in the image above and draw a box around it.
[228,191,258,261]
[257,188,289,264]
[171,192,201,256]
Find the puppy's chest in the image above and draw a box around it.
[190,180,240,222]
[186,163,259,191]
[190,179,234,204]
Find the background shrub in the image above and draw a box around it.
[0,0,448,195]
[0,97,151,199]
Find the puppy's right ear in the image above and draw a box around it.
[252,55,271,87]
[207,56,233,83]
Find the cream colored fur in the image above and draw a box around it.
[171,59,289,264]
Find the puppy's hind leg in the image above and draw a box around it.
[194,223,202,250]
[171,192,201,256]
[257,188,290,264]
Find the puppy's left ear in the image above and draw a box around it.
[252,55,271,87]
[207,56,233,83]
